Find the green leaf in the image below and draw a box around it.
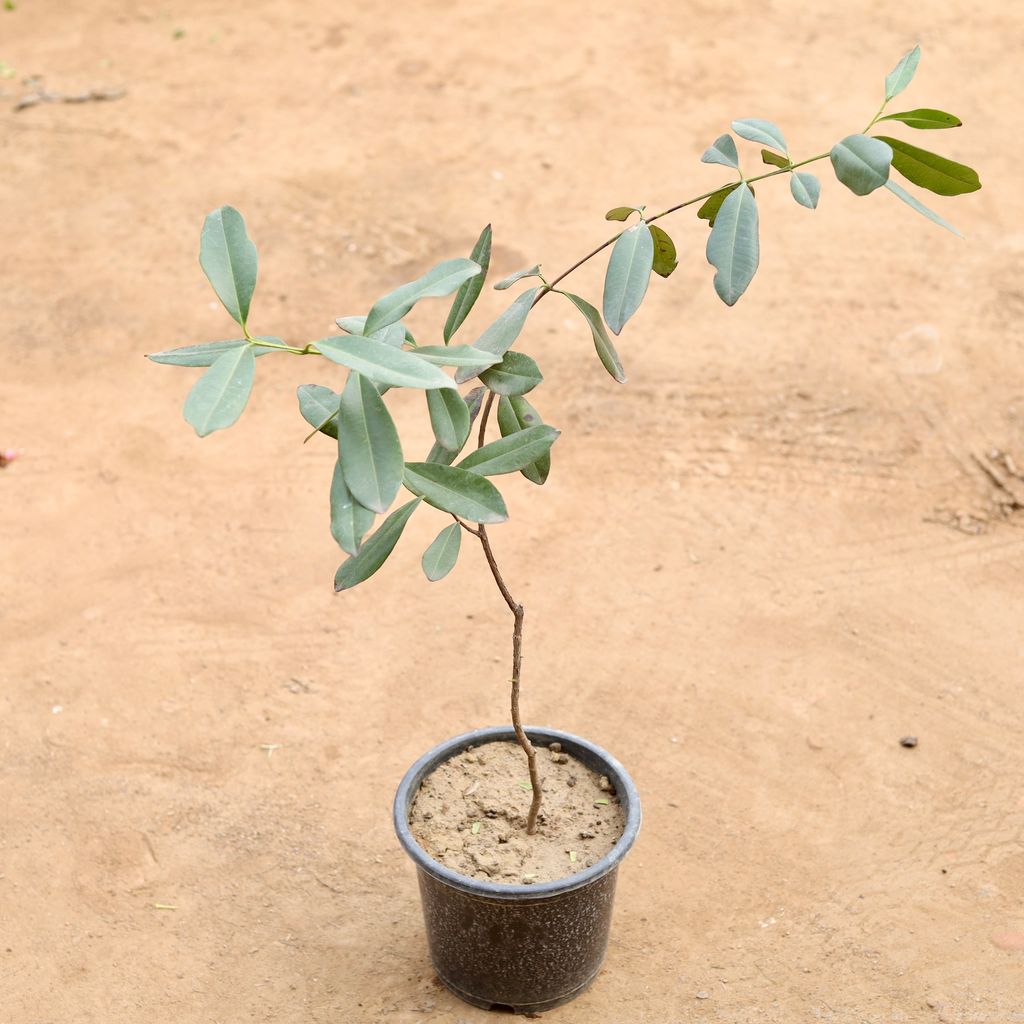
[421,523,461,582]
[697,184,741,228]
[365,258,482,335]
[731,118,787,153]
[402,463,508,523]
[478,350,543,396]
[874,136,981,196]
[648,224,678,278]
[877,108,962,130]
[884,179,962,237]
[297,383,340,440]
[706,182,759,307]
[426,387,486,466]
[560,290,626,384]
[885,44,921,101]
[605,207,638,222]
[456,288,539,385]
[760,149,790,168]
[148,339,277,366]
[602,222,654,335]
[337,372,404,514]
[426,387,472,452]
[701,134,739,169]
[790,172,821,210]
[444,225,492,343]
[494,265,542,291]
[497,395,551,484]
[199,206,258,329]
[334,498,420,592]
[317,335,455,390]
[182,345,255,437]
[458,425,560,477]
[411,345,501,369]
[830,134,892,196]
[330,460,375,555]
[334,316,409,348]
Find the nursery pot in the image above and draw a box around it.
[393,725,642,1013]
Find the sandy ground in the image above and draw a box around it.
[2,1,1022,1021]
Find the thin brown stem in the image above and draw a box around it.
[477,389,496,448]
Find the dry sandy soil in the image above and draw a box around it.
[2,2,1022,1021]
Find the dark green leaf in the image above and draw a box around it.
[199,206,257,328]
[497,395,550,484]
[402,463,508,524]
[706,182,759,306]
[182,345,255,437]
[603,222,654,335]
[421,523,461,582]
[297,383,340,440]
[874,136,981,196]
[731,118,787,153]
[444,225,492,343]
[411,345,501,369]
[317,335,455,390]
[605,207,638,222]
[760,149,790,168]
[701,134,739,169]
[478,350,543,396]
[458,425,559,477]
[697,184,741,227]
[337,372,404,514]
[456,288,539,385]
[494,265,542,291]
[830,134,892,196]
[877,108,962,130]
[426,387,472,452]
[648,224,678,278]
[334,316,410,348]
[885,45,921,101]
[559,291,626,383]
[148,339,280,366]
[365,258,482,335]
[334,498,420,592]
[330,460,375,555]
[790,172,821,210]
[884,179,962,237]
[425,387,485,465]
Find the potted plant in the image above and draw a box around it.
[148,46,979,1013]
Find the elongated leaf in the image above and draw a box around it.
[602,222,654,335]
[422,523,461,582]
[334,498,420,592]
[317,335,455,390]
[458,425,559,477]
[330,460,375,555]
[456,288,539,384]
[425,387,485,465]
[497,395,550,484]
[402,463,508,524]
[444,225,492,343]
[706,182,759,307]
[761,149,790,168]
[885,45,921,101]
[830,134,892,196]
[790,172,821,209]
[148,338,277,366]
[426,387,472,452]
[478,351,542,396]
[648,224,678,278]
[701,134,739,169]
[365,258,481,335]
[199,206,257,328]
[297,383,340,439]
[560,290,626,384]
[183,345,255,437]
[605,207,638,222]
[697,183,753,228]
[337,372,403,514]
[731,118,787,153]
[494,265,542,290]
[874,136,981,196]
[412,345,501,369]
[884,179,962,237]
[335,316,409,348]
[878,108,962,130]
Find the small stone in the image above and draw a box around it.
[900,736,918,748]
[566,775,577,787]
[549,742,562,753]
[598,776,613,793]
[579,830,596,840]
[695,990,710,1000]
[549,752,568,764]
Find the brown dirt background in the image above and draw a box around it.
[2,2,1022,1021]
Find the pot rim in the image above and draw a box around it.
[393,725,642,900]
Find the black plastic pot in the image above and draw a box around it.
[393,725,642,1013]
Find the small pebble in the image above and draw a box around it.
[695,990,710,1000]
[549,742,562,753]
[566,775,577,788]
[598,775,613,793]
[900,736,918,748]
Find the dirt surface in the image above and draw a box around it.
[2,2,1022,1022]
[409,740,625,884]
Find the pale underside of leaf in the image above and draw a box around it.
[182,344,256,437]
[705,182,759,307]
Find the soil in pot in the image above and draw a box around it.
[408,740,626,884]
